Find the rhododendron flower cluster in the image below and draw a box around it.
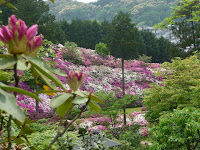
[0,15,42,56]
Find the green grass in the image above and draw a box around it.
[125,107,142,114]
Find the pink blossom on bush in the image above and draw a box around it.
[140,128,149,136]
[88,125,107,132]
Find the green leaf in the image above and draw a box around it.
[0,57,17,70]
[57,97,74,118]
[18,124,34,136]
[33,67,57,90]
[14,137,26,145]
[73,96,88,104]
[88,101,101,112]
[90,95,105,104]
[27,57,67,90]
[0,0,17,9]
[35,90,64,95]
[75,90,88,97]
[5,3,17,10]
[0,82,41,102]
[0,88,25,123]
[49,0,54,3]
[17,59,31,70]
[50,93,72,108]
[48,67,67,77]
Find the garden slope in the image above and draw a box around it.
[17,45,161,117]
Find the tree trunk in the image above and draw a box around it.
[122,58,126,126]
[35,84,39,113]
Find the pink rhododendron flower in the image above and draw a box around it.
[0,15,42,56]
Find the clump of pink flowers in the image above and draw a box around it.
[140,128,149,137]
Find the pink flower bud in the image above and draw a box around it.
[18,19,27,40]
[0,28,8,42]
[68,71,72,79]
[2,25,13,41]
[67,71,84,91]
[33,34,42,49]
[26,25,38,40]
[9,15,17,28]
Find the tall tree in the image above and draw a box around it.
[155,0,200,55]
[106,11,139,125]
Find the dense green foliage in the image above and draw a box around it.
[60,19,103,49]
[144,53,200,122]
[119,124,141,148]
[47,0,178,26]
[95,42,110,57]
[150,107,200,150]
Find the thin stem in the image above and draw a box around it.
[0,112,3,131]
[7,115,12,150]
[121,58,126,126]
[35,84,39,113]
[7,55,19,149]
[45,99,90,150]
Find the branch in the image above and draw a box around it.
[7,115,12,150]
[45,99,90,150]
[7,55,18,149]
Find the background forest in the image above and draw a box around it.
[0,0,180,63]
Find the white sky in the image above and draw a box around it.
[75,0,97,3]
